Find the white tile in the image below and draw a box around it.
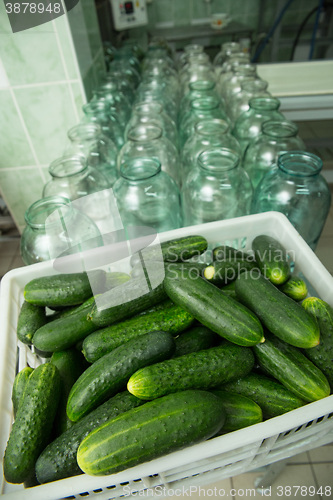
[311,463,333,492]
[308,444,333,463]
[166,477,233,499]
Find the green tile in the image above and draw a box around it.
[53,14,81,80]
[155,0,174,24]
[14,83,80,166]
[0,90,35,168]
[173,0,191,26]
[71,82,86,120]
[192,0,208,20]
[67,1,94,79]
[80,0,104,59]
[0,167,45,228]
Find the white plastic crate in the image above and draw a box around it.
[1,212,333,500]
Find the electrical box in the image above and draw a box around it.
[110,0,148,31]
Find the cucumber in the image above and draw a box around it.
[131,260,208,280]
[82,300,194,363]
[24,271,105,308]
[11,366,34,417]
[211,390,263,432]
[235,270,320,348]
[252,235,290,285]
[173,325,220,357]
[302,297,333,391]
[35,391,145,483]
[222,373,306,419]
[253,334,330,402]
[88,273,168,328]
[127,341,255,400]
[212,245,255,262]
[163,264,265,346]
[203,260,258,286]
[221,281,237,299]
[32,297,98,352]
[16,301,47,345]
[50,350,87,435]
[279,276,308,301]
[130,234,208,267]
[77,390,226,476]
[104,271,131,289]
[3,363,61,484]
[67,330,175,422]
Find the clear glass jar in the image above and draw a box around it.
[181,119,241,184]
[180,59,217,98]
[243,120,306,189]
[102,71,136,104]
[216,52,251,94]
[232,96,285,155]
[117,124,181,187]
[108,58,141,88]
[252,151,332,250]
[20,195,102,265]
[181,147,253,226]
[220,62,258,103]
[134,80,178,125]
[178,44,205,70]
[226,78,270,124]
[113,157,182,232]
[92,81,132,128]
[65,123,118,187]
[82,100,125,151]
[178,79,220,128]
[213,41,241,69]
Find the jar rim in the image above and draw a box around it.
[24,195,72,229]
[189,80,216,91]
[195,119,230,135]
[191,96,220,110]
[134,101,163,114]
[49,154,88,178]
[198,147,240,172]
[261,119,299,138]
[278,151,323,176]
[127,124,163,141]
[249,96,281,110]
[67,123,102,142]
[120,157,162,181]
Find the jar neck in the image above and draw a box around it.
[127,125,163,142]
[195,119,230,137]
[189,80,216,92]
[278,151,323,177]
[262,120,299,139]
[198,148,240,173]
[49,155,88,179]
[241,79,268,93]
[120,158,162,181]
[24,196,72,229]
[190,97,219,112]
[248,96,281,112]
[68,123,102,143]
[133,101,163,116]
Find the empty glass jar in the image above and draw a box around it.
[113,157,182,232]
[82,100,125,151]
[252,151,332,250]
[226,78,270,124]
[181,147,253,226]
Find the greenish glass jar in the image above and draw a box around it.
[178,79,220,128]
[252,151,332,250]
[82,100,125,151]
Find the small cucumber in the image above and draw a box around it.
[127,341,255,400]
[252,235,290,285]
[164,264,265,346]
[35,391,146,483]
[32,297,97,352]
[253,334,330,402]
[211,390,263,432]
[302,297,333,391]
[82,300,194,363]
[173,325,220,357]
[279,276,308,301]
[16,301,47,345]
[222,373,306,419]
[11,366,34,417]
[3,363,61,484]
[77,390,225,476]
[235,270,320,348]
[67,330,175,422]
[203,260,258,286]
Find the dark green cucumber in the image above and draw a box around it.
[88,273,168,328]
[163,264,264,346]
[279,276,308,301]
[67,330,175,422]
[35,391,145,483]
[24,270,105,307]
[127,341,255,400]
[302,297,333,391]
[235,270,319,348]
[253,334,330,402]
[173,325,220,357]
[252,235,290,285]
[131,260,207,280]
[50,350,87,435]
[203,260,258,286]
[212,245,255,262]
[32,297,97,352]
[222,373,306,419]
[3,363,61,484]
[211,390,263,432]
[221,280,237,298]
[11,366,34,417]
[77,390,225,476]
[130,234,208,267]
[82,300,194,363]
[16,301,47,345]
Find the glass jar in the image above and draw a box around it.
[108,58,141,89]
[226,78,270,124]
[92,81,132,128]
[117,124,181,187]
[181,147,253,226]
[220,62,258,103]
[216,52,251,94]
[178,79,220,128]
[252,151,332,250]
[113,157,182,232]
[213,41,241,70]
[102,71,136,104]
[82,100,125,151]
[20,195,102,265]
[181,119,241,183]
[66,123,118,187]
[243,120,306,189]
[232,96,285,155]
[180,59,217,98]
[134,80,178,125]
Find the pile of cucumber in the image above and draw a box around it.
[3,234,333,488]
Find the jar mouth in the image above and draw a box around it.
[120,158,162,181]
[195,119,230,136]
[67,123,102,142]
[25,195,72,228]
[127,124,163,142]
[262,120,299,138]
[49,155,87,178]
[189,80,216,92]
[198,147,240,172]
[278,151,323,176]
[134,101,163,115]
[191,96,219,111]
[241,79,269,92]
[249,96,281,111]
[82,100,108,116]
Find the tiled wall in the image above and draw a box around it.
[0,1,105,232]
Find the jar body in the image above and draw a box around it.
[252,152,332,250]
[226,79,270,125]
[181,148,253,226]
[82,101,125,151]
